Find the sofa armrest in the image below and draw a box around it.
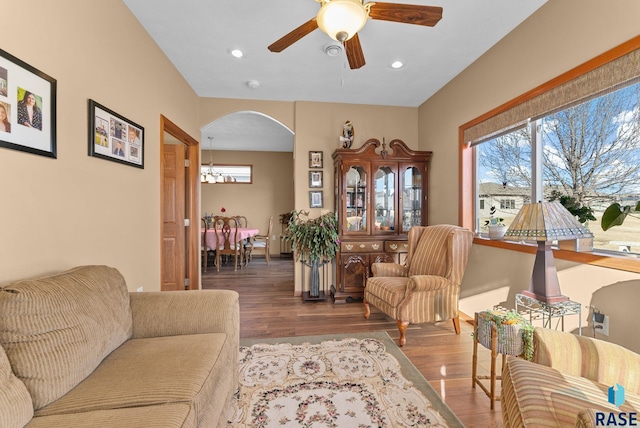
[533,327,640,394]
[576,409,598,428]
[371,263,407,277]
[129,290,239,342]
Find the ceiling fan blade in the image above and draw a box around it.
[344,33,366,69]
[268,18,319,52]
[368,2,443,27]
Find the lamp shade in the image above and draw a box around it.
[316,0,368,42]
[503,201,592,242]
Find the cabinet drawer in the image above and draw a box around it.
[385,241,409,253]
[341,241,385,253]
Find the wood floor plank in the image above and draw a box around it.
[203,256,503,427]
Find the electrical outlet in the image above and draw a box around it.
[594,314,609,336]
[137,286,143,292]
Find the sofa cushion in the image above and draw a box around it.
[35,333,232,424]
[0,265,133,409]
[502,357,640,427]
[0,345,34,428]
[26,403,196,428]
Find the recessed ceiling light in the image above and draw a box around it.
[391,61,404,69]
[230,49,244,58]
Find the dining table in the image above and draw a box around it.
[201,227,260,269]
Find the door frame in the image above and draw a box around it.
[160,115,200,290]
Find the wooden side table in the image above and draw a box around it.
[472,311,526,409]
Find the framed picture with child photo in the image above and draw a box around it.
[88,99,144,168]
[0,48,57,158]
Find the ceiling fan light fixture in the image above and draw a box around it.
[316,0,367,42]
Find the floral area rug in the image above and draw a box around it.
[227,331,463,427]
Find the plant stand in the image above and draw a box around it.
[515,293,582,335]
[472,311,527,409]
[300,259,330,302]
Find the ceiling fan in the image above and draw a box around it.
[268,0,443,69]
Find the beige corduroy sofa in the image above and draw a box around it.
[0,265,239,428]
[502,327,640,427]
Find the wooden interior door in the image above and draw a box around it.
[162,144,186,291]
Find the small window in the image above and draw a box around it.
[201,164,252,184]
[500,199,515,210]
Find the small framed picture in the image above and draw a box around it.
[88,99,144,168]
[309,170,323,188]
[309,151,323,168]
[309,190,324,208]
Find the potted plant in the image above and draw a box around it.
[288,210,340,299]
[380,217,392,230]
[279,212,294,257]
[475,309,534,361]
[484,206,507,240]
[548,191,595,251]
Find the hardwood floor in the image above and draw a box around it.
[202,256,503,427]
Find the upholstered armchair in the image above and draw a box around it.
[364,224,474,346]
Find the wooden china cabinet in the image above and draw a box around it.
[331,138,432,303]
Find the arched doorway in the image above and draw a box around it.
[200,111,294,265]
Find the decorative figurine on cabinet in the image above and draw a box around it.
[340,120,354,148]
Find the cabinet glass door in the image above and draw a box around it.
[374,165,395,232]
[345,165,368,233]
[401,165,422,232]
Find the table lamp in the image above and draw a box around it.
[502,201,593,303]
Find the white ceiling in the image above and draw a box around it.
[124,0,547,151]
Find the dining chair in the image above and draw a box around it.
[201,218,209,272]
[248,216,273,265]
[234,215,248,228]
[213,216,241,271]
[363,224,474,346]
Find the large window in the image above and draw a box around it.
[473,82,640,254]
[463,38,640,261]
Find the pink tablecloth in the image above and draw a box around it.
[202,228,259,251]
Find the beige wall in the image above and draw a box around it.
[201,150,294,255]
[293,101,419,214]
[418,0,640,352]
[0,0,200,289]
